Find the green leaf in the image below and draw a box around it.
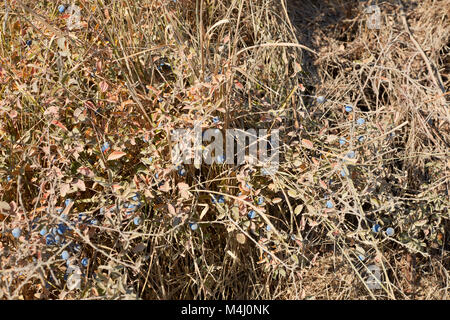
[288,189,298,198]
[294,205,303,216]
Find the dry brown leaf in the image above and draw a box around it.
[74,179,86,191]
[168,203,176,216]
[236,233,246,244]
[99,81,109,93]
[60,183,70,197]
[272,198,282,204]
[301,139,314,149]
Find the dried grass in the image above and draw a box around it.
[0,0,448,300]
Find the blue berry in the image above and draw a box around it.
[26,40,32,46]
[358,135,365,142]
[58,4,65,13]
[46,234,56,245]
[266,225,271,231]
[78,213,85,222]
[217,195,225,204]
[345,105,353,112]
[346,151,356,159]
[66,257,74,267]
[11,228,21,239]
[31,218,39,228]
[189,222,198,231]
[339,138,346,145]
[57,223,68,235]
[372,224,381,233]
[385,227,394,236]
[178,167,186,176]
[357,118,365,125]
[133,217,141,225]
[61,250,70,260]
[257,196,264,205]
[216,155,225,164]
[81,258,89,267]
[39,227,47,236]
[212,117,219,124]
[248,210,256,219]
[101,142,110,153]
[326,200,333,209]
[125,204,137,215]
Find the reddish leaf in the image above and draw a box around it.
[51,120,68,131]
[77,167,95,178]
[99,81,109,93]
[107,150,126,161]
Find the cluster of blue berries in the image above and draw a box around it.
[372,224,395,236]
[211,195,225,204]
[123,193,143,216]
